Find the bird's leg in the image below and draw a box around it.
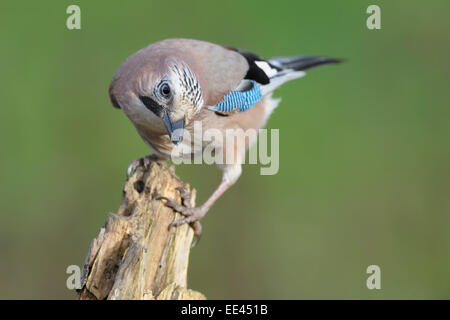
[127,154,165,177]
[157,163,241,245]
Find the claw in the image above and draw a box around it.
[157,187,205,247]
[155,195,191,214]
[127,159,141,178]
[170,215,197,227]
[175,187,192,207]
[127,154,164,178]
[169,217,202,248]
[190,221,202,247]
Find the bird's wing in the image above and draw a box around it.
[223,46,282,85]
[210,48,341,114]
[203,46,283,114]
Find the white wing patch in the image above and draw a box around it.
[255,61,278,78]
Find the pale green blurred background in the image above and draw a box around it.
[0,0,449,299]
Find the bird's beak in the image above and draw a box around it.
[161,111,184,145]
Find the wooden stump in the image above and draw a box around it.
[78,159,205,300]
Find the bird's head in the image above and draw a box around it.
[110,54,203,145]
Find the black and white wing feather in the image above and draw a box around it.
[213,46,340,113]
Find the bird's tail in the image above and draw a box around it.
[270,55,340,72]
[260,55,340,95]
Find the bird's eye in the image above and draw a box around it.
[160,83,171,98]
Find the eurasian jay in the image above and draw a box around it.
[109,38,339,242]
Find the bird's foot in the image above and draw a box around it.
[127,154,164,177]
[156,187,204,247]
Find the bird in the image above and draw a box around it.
[109,38,340,243]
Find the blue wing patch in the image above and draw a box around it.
[208,81,263,113]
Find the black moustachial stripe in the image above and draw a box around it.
[139,96,164,116]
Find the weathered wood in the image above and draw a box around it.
[78,159,205,300]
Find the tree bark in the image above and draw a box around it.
[78,159,205,300]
